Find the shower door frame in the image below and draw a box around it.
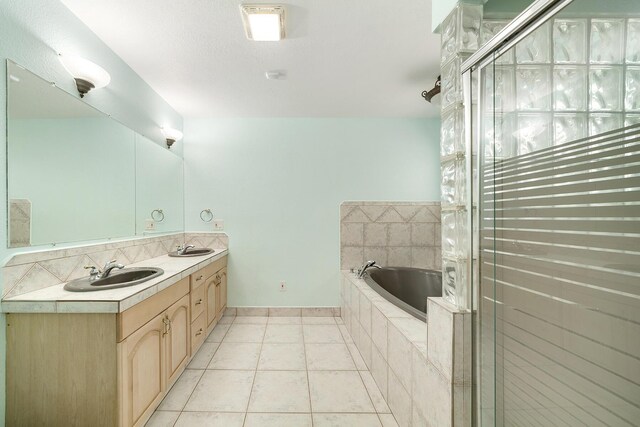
[461,0,575,424]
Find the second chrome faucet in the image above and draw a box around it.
[85,259,125,280]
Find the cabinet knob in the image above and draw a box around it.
[196,275,204,281]
[195,299,203,305]
[195,328,203,336]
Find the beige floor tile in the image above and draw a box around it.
[187,342,220,369]
[174,411,245,427]
[145,410,180,427]
[158,369,204,411]
[208,342,261,370]
[378,413,400,427]
[234,316,268,324]
[206,323,231,342]
[312,413,382,427]
[218,315,235,324]
[184,370,255,412]
[248,371,311,412]
[263,324,304,343]
[268,316,302,324]
[244,413,312,427]
[346,341,368,370]
[223,323,266,343]
[258,343,306,370]
[302,316,337,324]
[360,371,390,413]
[308,371,375,413]
[303,324,344,343]
[306,343,356,370]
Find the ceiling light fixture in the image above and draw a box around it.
[240,5,285,41]
[59,54,111,98]
[161,127,183,149]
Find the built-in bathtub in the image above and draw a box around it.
[363,267,442,322]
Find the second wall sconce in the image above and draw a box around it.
[162,127,184,149]
[59,54,111,98]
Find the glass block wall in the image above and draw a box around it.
[480,17,640,161]
[440,2,483,309]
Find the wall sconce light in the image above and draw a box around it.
[421,75,441,103]
[161,127,183,149]
[59,54,111,98]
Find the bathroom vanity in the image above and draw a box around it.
[4,251,228,427]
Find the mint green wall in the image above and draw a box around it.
[184,118,441,307]
[432,0,484,32]
[10,118,136,245]
[0,1,183,422]
[433,0,461,32]
[136,134,185,235]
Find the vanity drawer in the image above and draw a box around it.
[191,312,207,353]
[117,276,189,342]
[204,256,227,278]
[190,284,205,322]
[190,271,206,289]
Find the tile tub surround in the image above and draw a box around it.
[341,271,471,427]
[340,201,441,271]
[2,231,228,298]
[1,249,228,314]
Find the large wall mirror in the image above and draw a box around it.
[7,60,184,248]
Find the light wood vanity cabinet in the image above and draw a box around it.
[119,312,165,427]
[205,275,218,330]
[119,292,190,427]
[7,255,228,427]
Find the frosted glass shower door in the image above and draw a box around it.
[472,1,640,425]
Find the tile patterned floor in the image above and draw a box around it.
[146,315,400,427]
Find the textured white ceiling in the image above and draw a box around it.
[60,0,441,118]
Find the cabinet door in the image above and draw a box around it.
[220,267,228,314]
[119,314,165,427]
[165,294,190,387]
[215,282,222,319]
[205,275,218,330]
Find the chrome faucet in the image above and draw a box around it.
[100,260,125,278]
[177,244,195,255]
[357,260,381,278]
[84,265,101,280]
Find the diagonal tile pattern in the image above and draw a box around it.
[339,201,441,271]
[146,315,399,427]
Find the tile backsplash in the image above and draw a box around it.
[340,201,441,271]
[9,199,31,248]
[3,232,228,299]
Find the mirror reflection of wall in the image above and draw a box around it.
[6,60,184,248]
[135,134,184,235]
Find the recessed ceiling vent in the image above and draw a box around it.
[240,5,285,41]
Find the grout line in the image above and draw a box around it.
[302,317,314,427]
[241,317,266,427]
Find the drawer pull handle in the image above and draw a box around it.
[162,317,171,336]
[196,275,204,281]
[195,328,203,336]
[195,299,203,305]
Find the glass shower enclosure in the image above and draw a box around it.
[463,0,640,425]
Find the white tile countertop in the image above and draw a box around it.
[1,249,228,314]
